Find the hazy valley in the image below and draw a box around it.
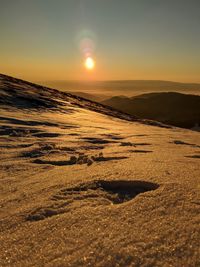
[43,80,200,130]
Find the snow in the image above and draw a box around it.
[0,74,199,267]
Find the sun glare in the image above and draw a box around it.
[85,57,95,70]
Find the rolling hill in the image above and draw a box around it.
[102,92,200,129]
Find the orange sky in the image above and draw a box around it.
[0,1,200,83]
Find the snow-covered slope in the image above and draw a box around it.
[0,74,199,267]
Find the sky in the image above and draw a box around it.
[0,0,200,82]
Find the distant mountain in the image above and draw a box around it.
[43,80,200,97]
[102,92,200,129]
[66,91,108,102]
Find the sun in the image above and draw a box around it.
[85,57,95,70]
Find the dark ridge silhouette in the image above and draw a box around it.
[102,92,200,129]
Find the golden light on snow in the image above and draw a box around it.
[85,57,95,70]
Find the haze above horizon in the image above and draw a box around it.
[0,0,200,83]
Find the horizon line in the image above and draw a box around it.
[40,79,200,85]
[1,72,200,85]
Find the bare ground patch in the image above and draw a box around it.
[172,140,200,148]
[82,137,116,145]
[185,155,200,159]
[33,152,128,166]
[129,149,153,153]
[120,142,151,147]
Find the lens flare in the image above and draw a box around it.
[85,57,95,70]
[77,29,97,72]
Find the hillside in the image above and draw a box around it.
[0,74,200,267]
[102,92,200,129]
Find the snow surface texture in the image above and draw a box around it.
[0,74,200,267]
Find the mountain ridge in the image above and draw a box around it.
[0,73,171,129]
[102,91,200,129]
